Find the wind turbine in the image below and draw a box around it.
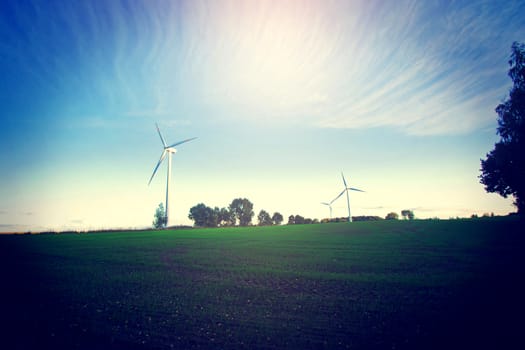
[321,193,340,219]
[332,172,365,222]
[148,123,196,227]
[321,201,334,219]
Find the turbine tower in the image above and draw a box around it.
[321,193,340,219]
[148,123,196,227]
[321,201,334,219]
[333,172,365,222]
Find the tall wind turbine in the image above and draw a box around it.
[333,172,365,222]
[148,123,196,227]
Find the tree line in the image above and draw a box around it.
[188,198,284,228]
[287,215,319,225]
[154,199,417,229]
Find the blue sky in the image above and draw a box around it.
[1,0,524,231]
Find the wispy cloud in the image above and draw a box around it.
[165,0,523,135]
[1,0,524,135]
[309,0,524,135]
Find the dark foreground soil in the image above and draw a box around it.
[1,219,524,349]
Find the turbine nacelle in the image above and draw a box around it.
[347,187,365,192]
[149,124,196,186]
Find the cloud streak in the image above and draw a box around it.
[310,0,525,135]
[1,0,524,135]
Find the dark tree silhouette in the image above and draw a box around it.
[217,207,235,227]
[480,42,525,214]
[257,210,273,226]
[189,203,217,227]
[401,210,415,220]
[229,198,254,226]
[293,215,305,224]
[385,212,399,220]
[272,212,284,225]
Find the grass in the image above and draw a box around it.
[1,218,523,349]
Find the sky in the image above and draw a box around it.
[1,0,524,232]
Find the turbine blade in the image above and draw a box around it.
[168,137,197,148]
[321,202,330,206]
[341,172,348,188]
[156,123,167,148]
[349,187,365,192]
[148,150,167,185]
[331,189,346,203]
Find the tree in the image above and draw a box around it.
[217,207,235,227]
[385,212,399,220]
[153,203,167,229]
[287,215,295,225]
[189,203,207,227]
[480,42,525,214]
[229,198,254,226]
[272,212,284,225]
[207,208,219,227]
[189,203,217,227]
[401,210,415,220]
[294,215,305,225]
[257,210,273,226]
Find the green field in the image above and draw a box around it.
[1,219,523,349]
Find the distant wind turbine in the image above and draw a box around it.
[321,201,334,219]
[321,192,341,219]
[332,172,365,222]
[148,123,196,227]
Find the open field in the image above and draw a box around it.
[1,219,523,349]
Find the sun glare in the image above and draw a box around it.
[200,1,337,122]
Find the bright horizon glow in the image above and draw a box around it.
[1,0,523,232]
